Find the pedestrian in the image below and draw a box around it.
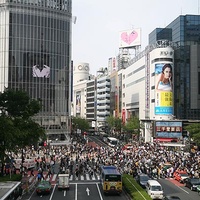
[37,172,41,182]
[47,167,52,178]
[31,169,34,176]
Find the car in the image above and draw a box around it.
[173,170,189,183]
[197,185,200,195]
[136,173,151,188]
[184,177,200,191]
[163,196,181,200]
[36,180,52,195]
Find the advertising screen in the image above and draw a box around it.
[76,92,81,114]
[155,63,173,115]
[119,28,141,48]
[155,121,182,138]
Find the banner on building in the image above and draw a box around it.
[154,63,173,115]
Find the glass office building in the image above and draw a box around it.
[149,15,200,120]
[0,0,72,140]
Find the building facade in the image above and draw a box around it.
[0,0,72,140]
[96,68,111,130]
[149,15,200,120]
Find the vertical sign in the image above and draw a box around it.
[155,63,173,115]
[76,92,81,114]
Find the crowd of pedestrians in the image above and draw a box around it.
[8,135,200,182]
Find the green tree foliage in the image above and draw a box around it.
[106,115,115,128]
[185,123,200,145]
[0,89,45,175]
[106,115,123,132]
[123,116,141,134]
[71,117,90,133]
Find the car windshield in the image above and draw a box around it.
[180,173,188,177]
[140,176,150,181]
[151,186,162,191]
[191,179,200,184]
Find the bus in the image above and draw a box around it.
[0,181,23,200]
[106,137,119,147]
[100,165,122,194]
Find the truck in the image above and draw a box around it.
[58,174,70,190]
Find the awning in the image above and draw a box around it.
[154,138,178,142]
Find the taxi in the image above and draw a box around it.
[173,169,189,183]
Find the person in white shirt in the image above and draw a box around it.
[32,64,50,78]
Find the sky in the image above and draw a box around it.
[72,0,198,75]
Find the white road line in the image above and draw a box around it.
[177,185,189,194]
[52,174,57,181]
[96,183,104,200]
[86,174,90,180]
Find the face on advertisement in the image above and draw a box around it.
[156,64,172,91]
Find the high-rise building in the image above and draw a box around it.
[0,0,72,141]
[96,68,111,131]
[149,15,200,120]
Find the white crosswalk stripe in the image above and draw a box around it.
[38,172,100,182]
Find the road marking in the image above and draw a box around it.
[86,187,90,195]
[52,174,57,181]
[96,183,104,200]
[75,183,77,200]
[177,185,189,194]
[49,184,56,200]
[86,174,90,180]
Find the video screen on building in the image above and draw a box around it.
[23,52,50,79]
[154,63,173,115]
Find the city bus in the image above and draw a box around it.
[106,137,119,147]
[100,165,122,194]
[0,181,23,200]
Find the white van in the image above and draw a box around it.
[146,180,163,200]
[58,174,70,190]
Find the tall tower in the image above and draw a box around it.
[0,0,72,140]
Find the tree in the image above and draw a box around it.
[0,89,45,175]
[71,117,90,134]
[185,123,200,146]
[123,116,142,142]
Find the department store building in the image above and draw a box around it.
[0,0,72,140]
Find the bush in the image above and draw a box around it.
[122,174,152,200]
[0,174,22,182]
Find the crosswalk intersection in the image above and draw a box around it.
[27,172,100,185]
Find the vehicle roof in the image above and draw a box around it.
[175,170,188,174]
[107,137,118,140]
[101,166,121,175]
[58,174,70,177]
[139,173,150,177]
[147,180,161,185]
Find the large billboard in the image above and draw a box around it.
[119,28,141,48]
[76,92,81,114]
[23,52,50,79]
[155,121,182,138]
[155,63,173,115]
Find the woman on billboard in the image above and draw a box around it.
[156,63,173,91]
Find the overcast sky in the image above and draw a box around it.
[72,0,198,74]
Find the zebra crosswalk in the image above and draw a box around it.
[28,172,100,184]
[27,172,100,184]
[70,173,100,181]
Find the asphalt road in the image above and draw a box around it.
[159,178,200,200]
[26,181,129,200]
